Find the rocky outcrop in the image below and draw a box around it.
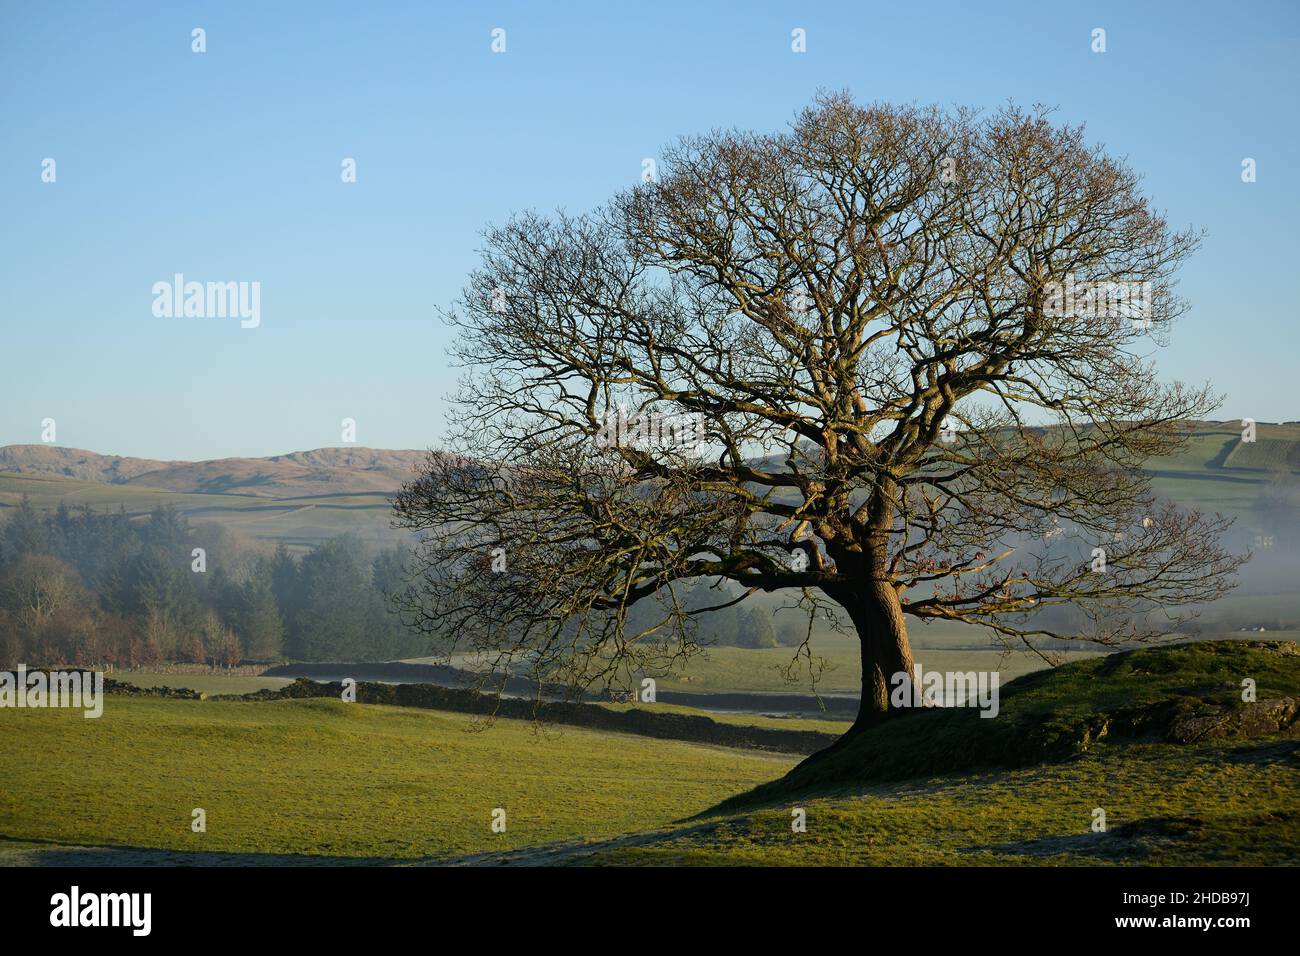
[1166,696,1300,743]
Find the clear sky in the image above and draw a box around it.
[2,0,1297,460]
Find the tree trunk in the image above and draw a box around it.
[842,580,915,734]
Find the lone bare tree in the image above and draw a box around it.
[394,93,1242,739]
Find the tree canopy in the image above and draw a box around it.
[394,93,1243,724]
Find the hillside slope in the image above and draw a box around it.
[445,640,1300,866]
[0,445,428,497]
[0,445,436,548]
[727,639,1300,805]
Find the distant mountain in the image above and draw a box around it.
[0,445,430,497]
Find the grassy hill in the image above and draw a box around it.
[546,736,1299,865]
[726,639,1300,802]
[0,445,432,551]
[0,445,427,497]
[1145,420,1300,515]
[455,640,1300,866]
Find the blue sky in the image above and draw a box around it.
[2,0,1297,459]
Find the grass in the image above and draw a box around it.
[0,696,792,862]
[594,700,850,734]
[650,641,1101,695]
[1224,437,1300,471]
[108,671,294,696]
[720,639,1300,808]
[0,472,403,551]
[3,641,1297,866]
[1141,420,1299,515]
[527,639,1300,866]
[583,739,1300,866]
[106,671,851,731]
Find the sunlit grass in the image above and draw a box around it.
[0,696,792,861]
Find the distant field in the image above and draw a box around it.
[0,472,404,551]
[1144,420,1300,471]
[3,419,1297,631]
[1224,436,1300,471]
[111,671,294,696]
[1144,420,1300,516]
[431,634,1101,697]
[651,643,1103,695]
[109,670,852,732]
[594,701,850,733]
[3,419,1295,553]
[0,697,792,862]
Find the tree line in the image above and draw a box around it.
[0,498,428,669]
[0,497,801,671]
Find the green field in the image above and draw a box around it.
[0,696,792,863]
[3,425,1299,867]
[3,691,1295,866]
[1144,420,1300,515]
[108,671,295,697]
[648,642,1102,695]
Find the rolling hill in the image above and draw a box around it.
[0,418,1296,562]
[0,445,434,550]
[0,444,428,497]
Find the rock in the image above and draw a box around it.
[1167,697,1299,744]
